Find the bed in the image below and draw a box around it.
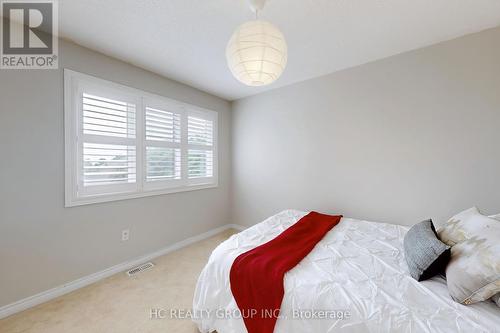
[193,210,500,333]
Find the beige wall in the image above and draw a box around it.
[0,39,231,307]
[231,26,500,228]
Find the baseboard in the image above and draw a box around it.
[227,223,246,231]
[0,223,246,320]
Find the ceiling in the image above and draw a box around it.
[59,0,500,101]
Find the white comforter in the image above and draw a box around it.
[193,210,500,333]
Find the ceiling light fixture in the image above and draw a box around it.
[226,0,288,87]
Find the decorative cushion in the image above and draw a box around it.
[492,293,500,307]
[437,207,500,304]
[404,219,451,281]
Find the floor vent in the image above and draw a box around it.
[126,262,155,276]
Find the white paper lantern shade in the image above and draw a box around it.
[226,20,287,86]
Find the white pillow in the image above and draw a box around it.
[437,207,500,304]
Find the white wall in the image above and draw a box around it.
[0,39,231,307]
[231,27,500,227]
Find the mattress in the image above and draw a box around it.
[193,210,500,333]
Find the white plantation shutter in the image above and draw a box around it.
[79,92,138,195]
[83,143,136,186]
[146,147,180,181]
[65,70,218,206]
[82,93,136,138]
[144,102,182,188]
[187,113,215,183]
[188,149,213,178]
[145,106,181,143]
[187,116,213,146]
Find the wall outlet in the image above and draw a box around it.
[121,229,130,241]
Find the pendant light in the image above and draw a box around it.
[226,0,288,86]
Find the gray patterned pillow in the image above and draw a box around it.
[437,207,500,304]
[492,293,500,307]
[404,219,451,281]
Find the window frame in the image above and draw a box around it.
[64,69,218,207]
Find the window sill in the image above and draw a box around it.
[65,183,218,207]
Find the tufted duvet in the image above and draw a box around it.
[193,210,500,333]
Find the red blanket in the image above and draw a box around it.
[229,212,342,333]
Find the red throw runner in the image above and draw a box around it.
[229,212,342,333]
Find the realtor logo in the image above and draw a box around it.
[1,0,58,69]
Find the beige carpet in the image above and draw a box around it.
[0,229,236,333]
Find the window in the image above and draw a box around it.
[64,70,218,206]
